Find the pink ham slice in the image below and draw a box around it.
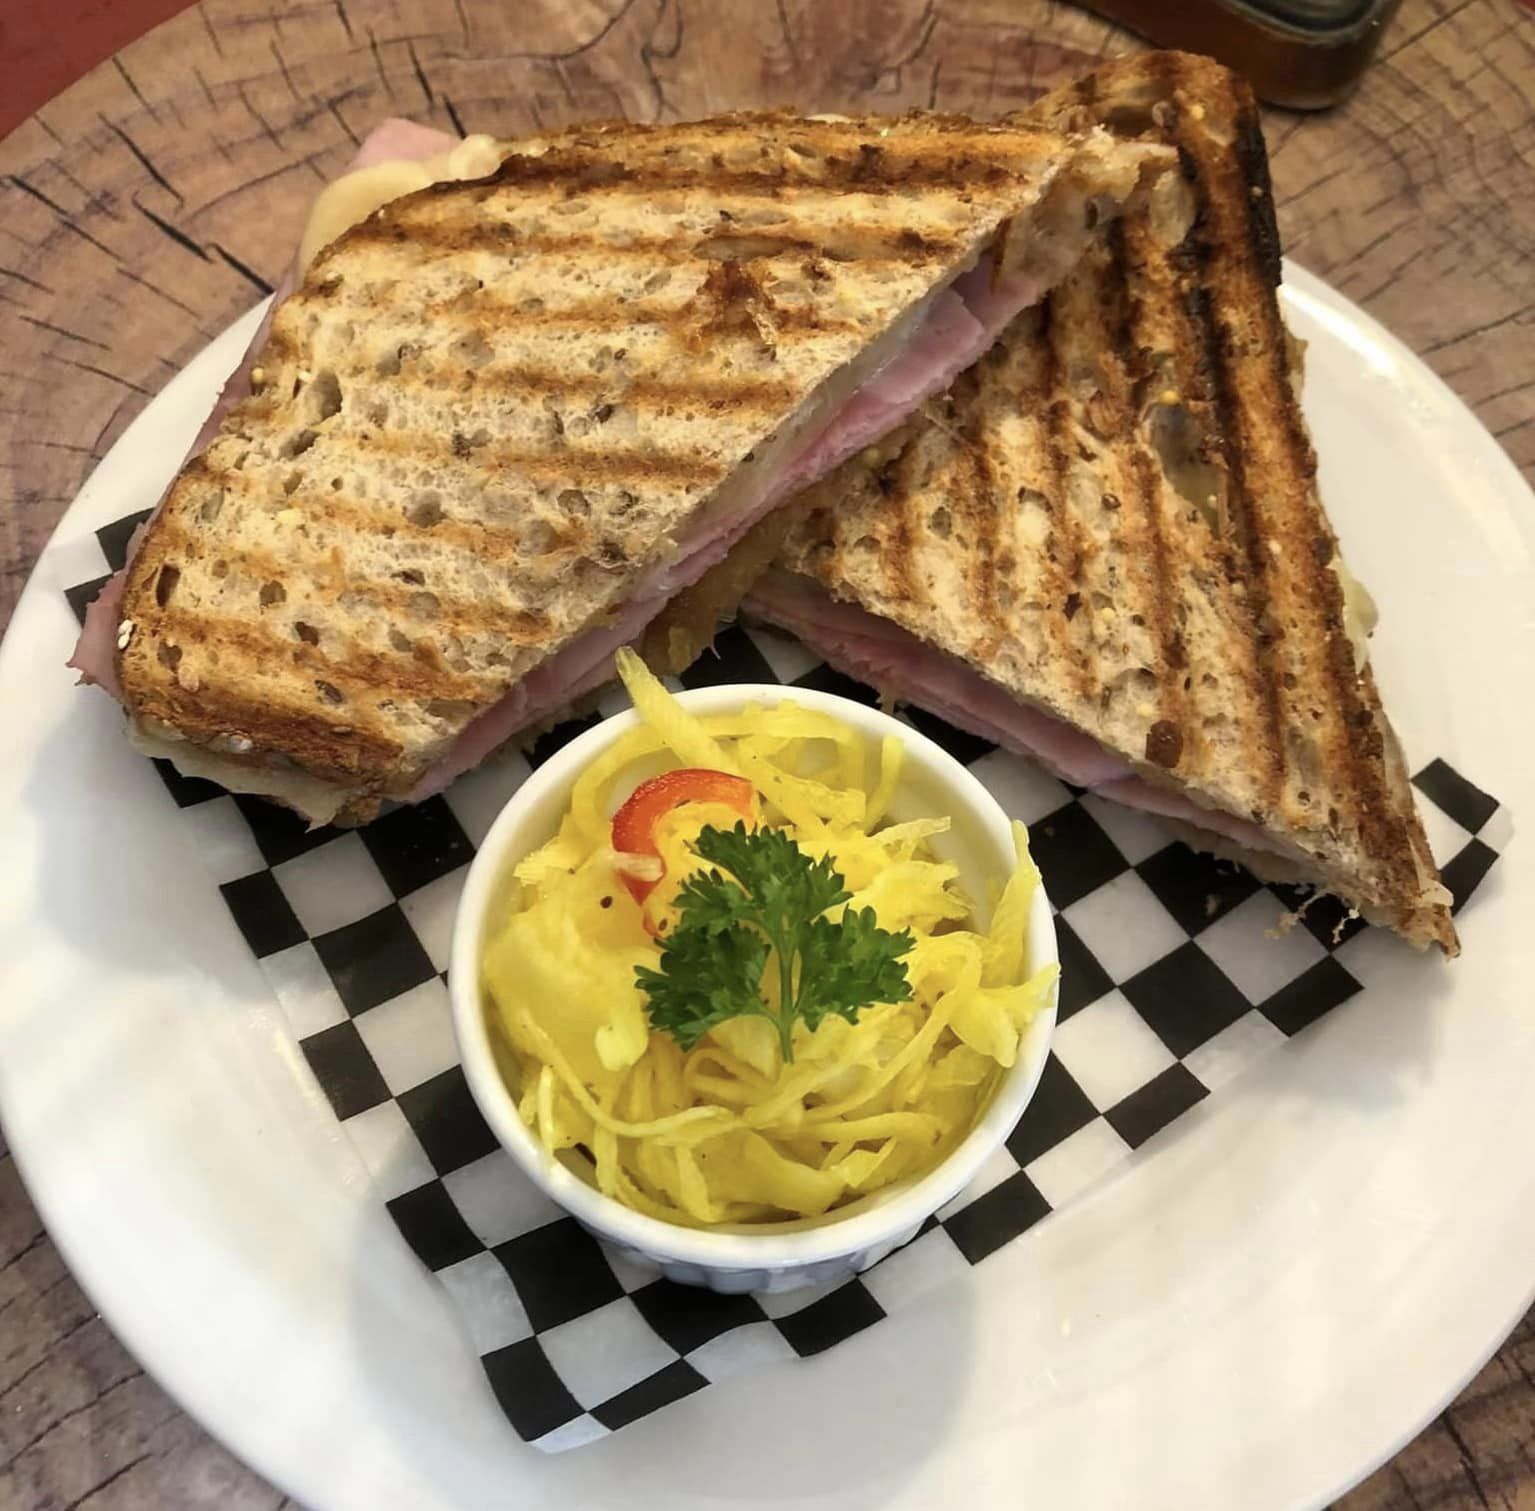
[745,568,1132,788]
[69,568,130,700]
[1089,776,1296,859]
[743,568,1294,858]
[67,119,458,701]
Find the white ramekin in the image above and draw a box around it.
[449,684,1058,1293]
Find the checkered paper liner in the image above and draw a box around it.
[66,513,1512,1453]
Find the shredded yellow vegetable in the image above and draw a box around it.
[481,648,1056,1227]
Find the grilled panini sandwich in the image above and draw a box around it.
[92,111,1167,825]
[661,56,1455,951]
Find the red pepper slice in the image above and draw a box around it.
[610,768,756,903]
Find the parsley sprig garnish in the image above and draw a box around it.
[634,823,914,1063]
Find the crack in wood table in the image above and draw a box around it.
[1,1,1531,1506]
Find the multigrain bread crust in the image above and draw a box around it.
[114,110,1158,821]
[724,57,1453,952]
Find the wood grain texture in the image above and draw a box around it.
[0,1,1531,1506]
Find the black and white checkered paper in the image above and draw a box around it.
[67,512,1512,1453]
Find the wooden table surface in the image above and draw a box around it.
[1,1,1532,1506]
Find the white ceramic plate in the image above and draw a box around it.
[1,264,1532,1511]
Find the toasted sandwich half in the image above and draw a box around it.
[78,110,1166,825]
[657,56,1455,952]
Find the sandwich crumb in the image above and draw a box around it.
[1158,387,1179,406]
[1271,887,1325,938]
[250,367,267,388]
[1332,908,1360,945]
[116,619,134,651]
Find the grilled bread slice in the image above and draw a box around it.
[114,110,1160,824]
[672,58,1455,951]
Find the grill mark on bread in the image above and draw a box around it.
[419,296,864,341]
[1037,299,1094,701]
[299,291,866,350]
[146,521,557,647]
[400,357,802,414]
[476,116,1081,223]
[880,432,926,611]
[468,132,1061,199]
[799,498,845,594]
[998,306,1078,693]
[501,109,1064,148]
[328,424,725,490]
[951,366,1006,663]
[297,273,871,343]
[1174,165,1288,813]
[1232,95,1283,291]
[967,414,1005,660]
[341,214,960,268]
[1051,246,1122,709]
[191,467,603,585]
[194,467,518,557]
[889,480,924,612]
[149,608,497,706]
[1107,218,1187,760]
[1113,149,1274,785]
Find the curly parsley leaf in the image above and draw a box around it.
[692,823,851,938]
[796,907,915,1033]
[634,917,770,1052]
[635,823,914,1062]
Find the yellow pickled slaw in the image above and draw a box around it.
[481,648,1056,1227]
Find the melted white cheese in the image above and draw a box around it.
[1332,553,1379,671]
[298,133,504,271]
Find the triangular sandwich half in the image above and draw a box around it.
[658,58,1455,951]
[88,110,1167,825]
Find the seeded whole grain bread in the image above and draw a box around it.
[1028,54,1452,950]
[659,57,1455,952]
[113,110,1158,824]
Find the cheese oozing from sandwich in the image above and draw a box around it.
[297,133,505,271]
